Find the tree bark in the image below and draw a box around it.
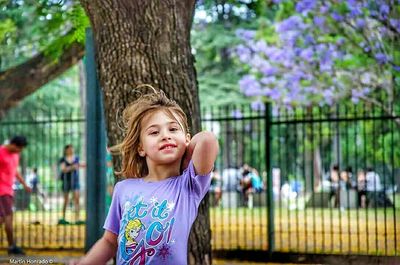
[80,0,211,264]
[0,41,84,119]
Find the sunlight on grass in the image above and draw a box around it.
[210,207,400,256]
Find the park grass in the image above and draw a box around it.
[0,207,398,256]
[210,207,400,256]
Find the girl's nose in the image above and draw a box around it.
[161,130,172,140]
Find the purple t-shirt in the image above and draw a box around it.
[104,160,211,265]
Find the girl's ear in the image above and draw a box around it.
[185,133,191,146]
[138,145,145,157]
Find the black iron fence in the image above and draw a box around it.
[0,109,86,249]
[0,102,399,256]
[203,102,399,256]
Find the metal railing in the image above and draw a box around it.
[204,102,399,256]
[0,109,86,249]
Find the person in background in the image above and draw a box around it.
[58,144,84,225]
[240,164,253,207]
[357,170,367,208]
[365,167,382,192]
[27,167,46,212]
[210,168,222,207]
[329,164,340,207]
[0,136,32,255]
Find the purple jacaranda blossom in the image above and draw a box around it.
[296,0,317,14]
[267,88,281,101]
[361,73,372,84]
[370,10,378,17]
[320,51,333,69]
[272,106,279,117]
[234,0,396,107]
[315,43,327,53]
[320,5,329,14]
[283,96,292,105]
[300,47,314,62]
[236,44,252,63]
[261,76,276,85]
[254,40,269,54]
[348,4,363,18]
[319,61,332,72]
[276,15,305,33]
[379,4,390,17]
[389,19,400,31]
[304,34,315,45]
[356,18,365,29]
[346,0,358,5]
[265,47,286,61]
[351,89,362,103]
[231,109,243,119]
[236,29,256,41]
[261,65,278,76]
[379,26,388,36]
[393,65,400,72]
[288,72,306,83]
[362,87,371,94]
[287,83,301,100]
[279,30,301,47]
[303,86,318,94]
[375,53,388,64]
[251,55,270,70]
[351,88,370,104]
[331,11,344,22]
[313,16,325,29]
[239,75,262,97]
[323,89,335,105]
[251,100,265,111]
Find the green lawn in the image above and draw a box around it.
[210,206,400,256]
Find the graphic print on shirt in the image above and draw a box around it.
[119,195,176,265]
[125,219,145,249]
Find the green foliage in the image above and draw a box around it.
[0,18,16,42]
[0,0,89,70]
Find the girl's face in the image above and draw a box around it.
[138,110,190,166]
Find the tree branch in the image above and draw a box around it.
[0,41,85,119]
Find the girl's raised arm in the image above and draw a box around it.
[184,131,219,175]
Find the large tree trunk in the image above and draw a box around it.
[80,1,211,264]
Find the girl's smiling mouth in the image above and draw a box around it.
[159,143,177,150]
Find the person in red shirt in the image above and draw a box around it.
[0,136,32,255]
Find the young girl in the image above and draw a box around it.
[74,89,218,265]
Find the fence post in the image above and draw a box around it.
[85,28,107,251]
[265,102,274,255]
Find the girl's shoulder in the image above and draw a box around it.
[113,178,144,195]
[116,177,142,186]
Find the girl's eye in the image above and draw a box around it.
[170,127,179,132]
[149,131,158,135]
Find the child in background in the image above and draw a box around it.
[74,88,218,265]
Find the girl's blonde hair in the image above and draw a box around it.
[112,86,189,178]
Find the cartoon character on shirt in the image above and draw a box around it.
[125,219,146,250]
